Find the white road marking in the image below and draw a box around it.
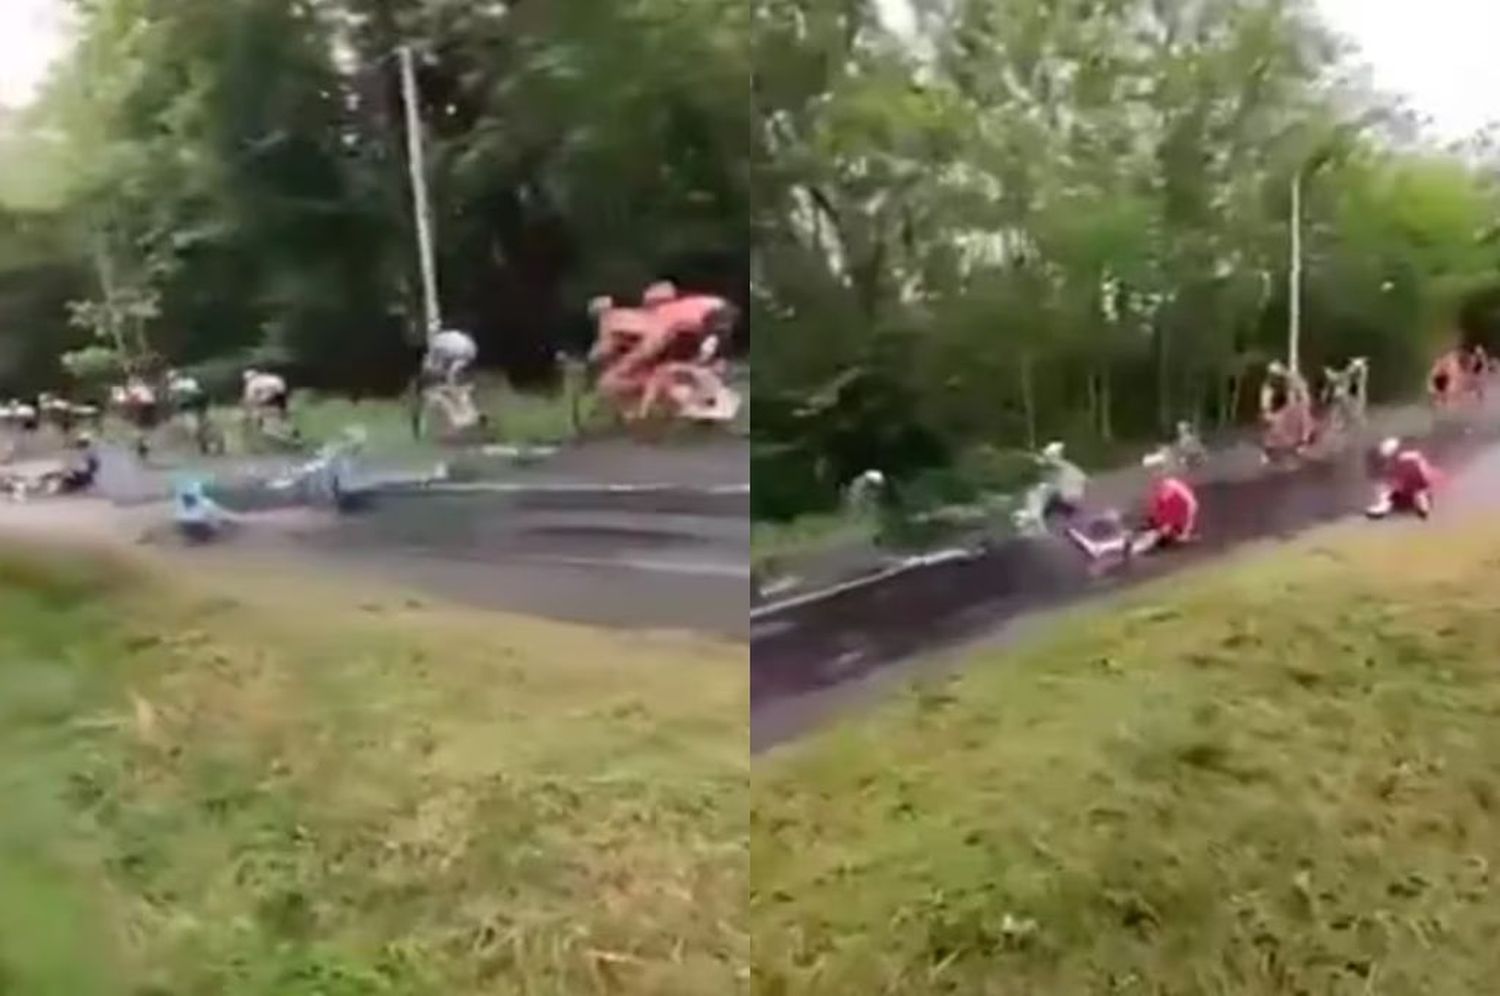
[507,554,750,579]
[750,547,978,621]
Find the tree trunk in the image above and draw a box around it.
[1100,366,1114,442]
[1019,352,1037,450]
[1189,372,1206,430]
[1155,320,1171,435]
[92,233,128,361]
[1086,368,1099,438]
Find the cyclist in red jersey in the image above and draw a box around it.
[1132,448,1199,553]
[1366,436,1437,519]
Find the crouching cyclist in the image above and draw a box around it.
[1130,448,1200,555]
[1068,448,1199,561]
[1367,436,1438,520]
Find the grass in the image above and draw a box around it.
[0,543,746,994]
[291,362,750,458]
[123,372,746,464]
[295,378,597,455]
[751,514,872,575]
[753,520,1500,994]
[88,377,592,462]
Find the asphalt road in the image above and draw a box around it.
[751,413,1500,751]
[7,434,751,640]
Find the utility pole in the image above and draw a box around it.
[398,44,442,339]
[1288,170,1302,375]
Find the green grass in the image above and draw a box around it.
[751,514,871,575]
[0,544,746,994]
[92,378,595,461]
[295,378,598,455]
[269,378,595,459]
[99,367,747,463]
[753,521,1500,994]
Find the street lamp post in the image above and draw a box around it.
[1288,170,1302,375]
[1283,114,1377,378]
[398,44,442,341]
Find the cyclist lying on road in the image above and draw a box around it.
[172,475,240,542]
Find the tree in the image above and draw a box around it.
[752,0,1500,518]
[0,0,750,396]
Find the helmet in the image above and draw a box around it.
[642,281,677,305]
[1378,437,1400,459]
[1041,441,1065,461]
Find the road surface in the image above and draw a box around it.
[752,415,1500,751]
[6,435,750,639]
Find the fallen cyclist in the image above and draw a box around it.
[171,475,241,543]
[1366,436,1438,520]
[0,432,100,499]
[1067,448,1199,561]
[53,433,101,494]
[1014,441,1087,534]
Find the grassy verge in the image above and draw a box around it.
[91,380,592,461]
[751,514,871,576]
[0,544,746,994]
[753,521,1500,994]
[294,380,597,455]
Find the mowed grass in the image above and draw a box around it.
[753,520,1500,994]
[293,379,597,455]
[0,544,746,994]
[94,381,591,461]
[751,513,869,576]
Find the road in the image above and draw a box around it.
[8,435,750,640]
[751,413,1500,751]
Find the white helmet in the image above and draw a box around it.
[642,281,677,305]
[1378,437,1400,459]
[1041,441,1065,461]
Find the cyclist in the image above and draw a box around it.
[1366,437,1438,520]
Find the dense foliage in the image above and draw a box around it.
[0,0,748,396]
[752,0,1500,519]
